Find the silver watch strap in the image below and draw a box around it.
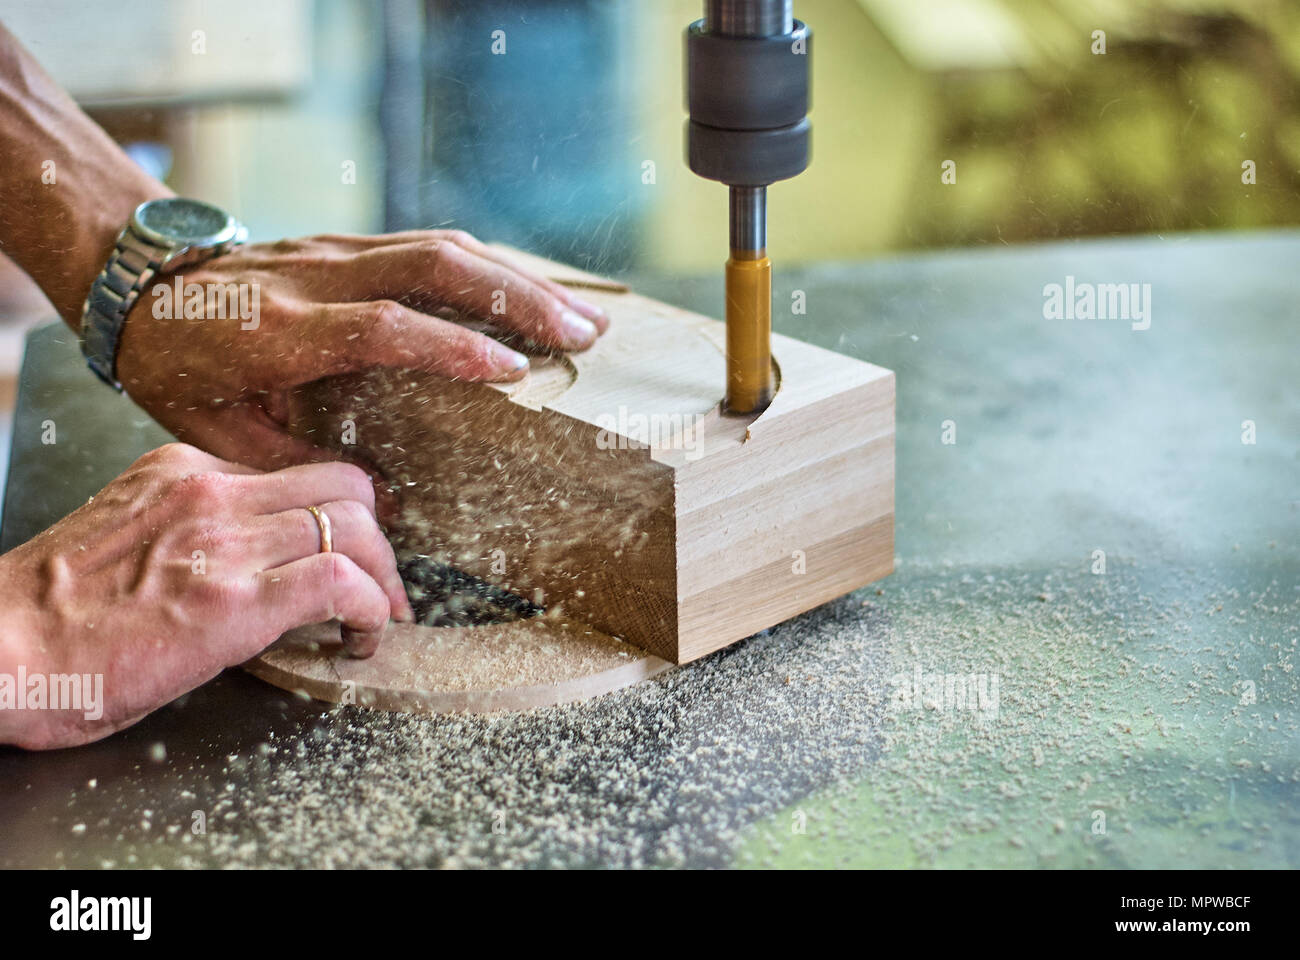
[81,228,171,391]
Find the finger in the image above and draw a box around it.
[257,552,390,658]
[155,436,379,516]
[243,461,379,516]
[168,404,401,520]
[312,299,530,381]
[340,230,609,328]
[357,241,601,350]
[247,230,611,329]
[437,231,610,331]
[252,500,413,621]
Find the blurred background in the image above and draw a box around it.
[0,0,1297,473]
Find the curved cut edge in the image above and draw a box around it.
[244,617,673,716]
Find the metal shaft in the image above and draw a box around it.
[705,0,792,37]
[729,184,766,253]
[707,1,787,414]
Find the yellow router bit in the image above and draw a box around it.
[686,0,812,414]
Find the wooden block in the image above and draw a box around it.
[288,249,894,664]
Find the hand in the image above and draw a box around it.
[0,443,414,750]
[115,229,610,480]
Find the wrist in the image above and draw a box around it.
[83,196,246,392]
[63,180,176,333]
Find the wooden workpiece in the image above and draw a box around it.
[248,247,893,711]
[248,616,671,715]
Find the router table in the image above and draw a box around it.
[1,231,1296,869]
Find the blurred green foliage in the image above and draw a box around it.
[899,1,1300,246]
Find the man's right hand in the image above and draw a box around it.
[0,442,412,750]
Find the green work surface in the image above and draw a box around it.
[1,231,1296,868]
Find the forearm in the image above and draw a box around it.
[0,21,171,331]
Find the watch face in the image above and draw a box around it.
[132,198,238,248]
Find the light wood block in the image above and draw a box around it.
[288,249,895,664]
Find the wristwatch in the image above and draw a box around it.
[80,197,248,390]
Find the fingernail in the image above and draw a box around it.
[340,625,383,659]
[495,346,529,376]
[395,601,415,623]
[560,310,598,347]
[569,296,606,322]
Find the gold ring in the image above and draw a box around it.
[305,505,333,554]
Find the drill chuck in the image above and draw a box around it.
[685,0,811,414]
[685,17,811,189]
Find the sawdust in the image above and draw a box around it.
[399,554,542,627]
[76,554,1297,868]
[736,561,1299,868]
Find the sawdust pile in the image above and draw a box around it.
[119,558,1297,869]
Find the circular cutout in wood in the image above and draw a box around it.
[245,617,672,715]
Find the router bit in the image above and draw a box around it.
[686,0,811,414]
